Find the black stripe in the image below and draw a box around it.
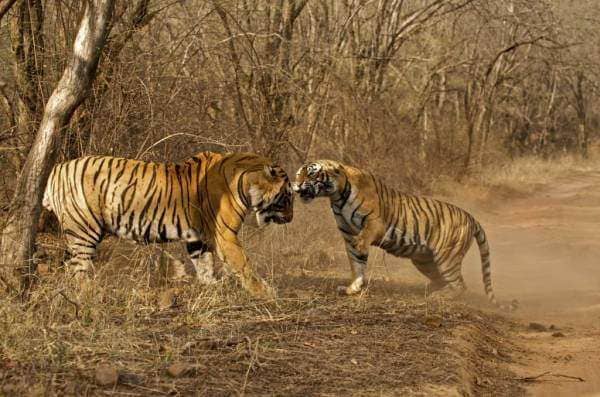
[143,167,157,197]
[350,199,364,225]
[122,180,138,213]
[92,157,107,185]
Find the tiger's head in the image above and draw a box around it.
[293,160,344,203]
[248,164,294,227]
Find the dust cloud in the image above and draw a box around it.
[462,170,600,326]
[460,170,600,396]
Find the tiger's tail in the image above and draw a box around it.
[474,221,518,311]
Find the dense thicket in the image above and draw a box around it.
[1,0,598,197]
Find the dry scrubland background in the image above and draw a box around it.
[1,0,599,195]
[0,0,600,395]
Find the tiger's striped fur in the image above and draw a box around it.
[43,151,293,298]
[293,160,515,310]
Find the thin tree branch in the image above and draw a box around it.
[0,0,17,23]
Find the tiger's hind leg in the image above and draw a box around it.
[63,229,102,278]
[430,254,468,300]
[411,258,447,295]
[434,273,467,300]
[186,241,217,285]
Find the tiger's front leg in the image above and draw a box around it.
[338,240,369,296]
[215,232,276,299]
[186,241,217,284]
[337,220,382,295]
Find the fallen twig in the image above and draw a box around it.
[517,371,585,383]
[551,373,586,382]
[182,336,251,352]
[55,290,80,319]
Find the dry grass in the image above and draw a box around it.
[480,154,600,192]
[431,150,600,210]
[0,203,525,396]
[4,151,600,395]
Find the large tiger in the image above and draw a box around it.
[42,151,293,298]
[293,160,515,310]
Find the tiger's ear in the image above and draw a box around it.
[263,165,278,180]
[332,164,344,176]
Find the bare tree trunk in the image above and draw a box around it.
[578,122,588,159]
[573,72,588,159]
[64,0,153,159]
[464,101,488,176]
[0,0,114,297]
[420,106,429,162]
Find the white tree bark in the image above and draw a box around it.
[0,0,114,297]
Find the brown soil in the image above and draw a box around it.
[2,169,600,396]
[459,170,600,396]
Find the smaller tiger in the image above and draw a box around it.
[293,160,516,310]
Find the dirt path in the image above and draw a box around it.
[461,170,600,396]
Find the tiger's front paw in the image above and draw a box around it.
[247,277,278,300]
[196,273,218,285]
[255,284,278,300]
[337,276,365,296]
[196,268,217,285]
[337,285,361,296]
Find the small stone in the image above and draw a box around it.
[424,316,443,328]
[563,354,573,362]
[95,364,119,386]
[166,363,194,378]
[350,358,358,365]
[37,263,51,276]
[528,322,547,332]
[119,372,144,385]
[552,332,565,337]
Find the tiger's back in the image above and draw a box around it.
[45,155,205,244]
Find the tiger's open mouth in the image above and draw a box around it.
[296,185,317,202]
